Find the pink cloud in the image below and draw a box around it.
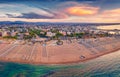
[65,6,99,16]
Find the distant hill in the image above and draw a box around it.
[0,21,120,26]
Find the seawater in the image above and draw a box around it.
[0,50,120,77]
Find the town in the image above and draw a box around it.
[0,23,118,44]
[0,23,120,64]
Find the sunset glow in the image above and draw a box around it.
[0,0,120,23]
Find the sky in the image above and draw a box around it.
[0,0,120,23]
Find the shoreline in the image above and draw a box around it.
[0,47,120,65]
[0,37,120,65]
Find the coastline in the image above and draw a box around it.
[0,37,120,65]
[0,47,120,65]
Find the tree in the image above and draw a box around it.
[55,32,63,39]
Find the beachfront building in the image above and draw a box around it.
[2,31,11,37]
[46,31,56,37]
[59,31,67,36]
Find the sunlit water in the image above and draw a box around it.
[0,50,120,77]
[96,25,120,30]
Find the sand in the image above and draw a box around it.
[0,37,120,64]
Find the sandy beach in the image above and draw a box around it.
[0,37,120,64]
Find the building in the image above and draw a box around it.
[46,32,56,37]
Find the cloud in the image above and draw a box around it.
[102,8,120,17]
[71,8,120,23]
[0,4,54,17]
[0,4,68,19]
[0,2,120,23]
[0,0,98,2]
[57,1,120,23]
[56,2,99,16]
[6,12,68,19]
[65,5,99,16]
[7,13,53,19]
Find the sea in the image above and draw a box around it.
[0,50,120,77]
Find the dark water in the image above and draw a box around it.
[0,50,120,77]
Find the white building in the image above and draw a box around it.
[46,32,56,37]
